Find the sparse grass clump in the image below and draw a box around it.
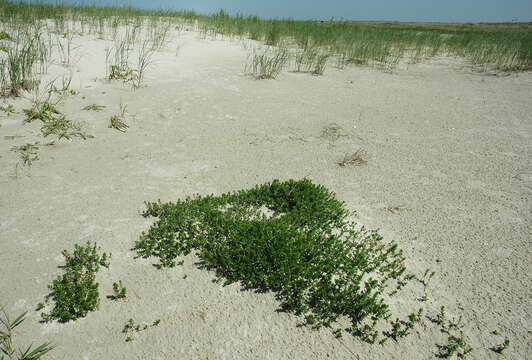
[135,179,411,338]
[109,101,128,132]
[295,45,329,75]
[11,142,39,166]
[245,45,289,79]
[24,104,89,140]
[40,241,111,322]
[0,305,54,360]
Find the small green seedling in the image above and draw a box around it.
[419,268,435,301]
[408,307,424,327]
[111,280,127,300]
[389,318,411,340]
[436,305,447,327]
[492,337,510,354]
[443,331,473,358]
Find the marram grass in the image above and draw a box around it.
[136,179,413,340]
[0,1,529,71]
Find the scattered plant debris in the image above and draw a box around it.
[82,104,105,111]
[11,142,39,166]
[338,149,368,166]
[123,318,161,342]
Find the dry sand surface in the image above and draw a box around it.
[1,27,531,360]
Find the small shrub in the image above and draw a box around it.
[40,241,111,322]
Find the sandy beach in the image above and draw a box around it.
[1,24,531,359]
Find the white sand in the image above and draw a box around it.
[1,27,531,359]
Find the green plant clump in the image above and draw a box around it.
[111,280,127,300]
[40,241,111,322]
[135,179,409,337]
[23,104,90,140]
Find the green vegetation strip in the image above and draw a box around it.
[136,179,410,337]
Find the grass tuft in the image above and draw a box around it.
[245,45,289,79]
[109,101,128,132]
[0,305,54,359]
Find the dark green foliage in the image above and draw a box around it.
[0,31,12,41]
[441,331,473,358]
[40,242,110,323]
[136,179,408,337]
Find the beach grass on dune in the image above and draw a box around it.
[0,1,529,72]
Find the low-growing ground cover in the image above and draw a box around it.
[135,179,412,340]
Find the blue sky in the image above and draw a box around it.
[49,1,532,22]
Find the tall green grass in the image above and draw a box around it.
[0,1,529,71]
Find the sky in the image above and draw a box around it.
[44,1,532,22]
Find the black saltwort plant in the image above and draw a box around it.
[40,242,110,323]
[135,179,411,339]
